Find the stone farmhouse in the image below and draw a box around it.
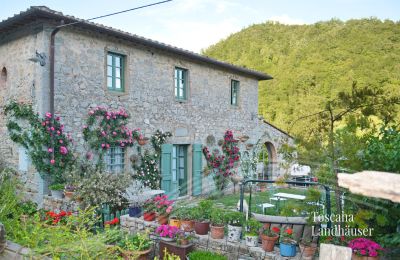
[0,6,293,203]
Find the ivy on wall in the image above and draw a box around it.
[4,101,74,184]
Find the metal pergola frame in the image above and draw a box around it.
[239,179,332,228]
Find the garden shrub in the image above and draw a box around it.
[187,250,227,260]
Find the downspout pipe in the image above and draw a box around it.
[49,27,60,117]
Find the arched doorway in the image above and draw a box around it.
[264,142,277,179]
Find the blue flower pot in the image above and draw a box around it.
[128,206,142,217]
[280,242,297,257]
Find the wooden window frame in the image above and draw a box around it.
[107,52,125,92]
[174,67,188,101]
[231,79,240,106]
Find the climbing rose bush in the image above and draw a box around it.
[5,101,74,184]
[348,238,383,257]
[83,106,140,158]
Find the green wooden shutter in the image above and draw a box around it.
[161,144,178,199]
[192,144,203,196]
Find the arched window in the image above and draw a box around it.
[0,67,7,86]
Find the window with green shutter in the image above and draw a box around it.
[192,144,203,196]
[107,52,124,92]
[105,146,125,173]
[174,67,188,100]
[231,80,240,106]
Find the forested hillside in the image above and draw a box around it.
[203,19,400,137]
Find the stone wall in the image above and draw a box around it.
[120,215,305,260]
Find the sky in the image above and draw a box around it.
[1,0,399,53]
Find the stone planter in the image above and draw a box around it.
[210,225,225,239]
[280,242,297,257]
[157,214,169,225]
[301,243,317,258]
[261,234,278,252]
[181,220,195,232]
[245,235,259,247]
[352,254,379,260]
[169,217,181,228]
[50,190,63,199]
[194,221,210,235]
[143,212,156,221]
[227,225,242,242]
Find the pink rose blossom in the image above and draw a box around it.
[48,148,53,153]
[45,112,52,118]
[50,159,55,164]
[60,146,68,155]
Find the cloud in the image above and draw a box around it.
[268,14,307,25]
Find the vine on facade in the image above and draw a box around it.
[4,101,74,184]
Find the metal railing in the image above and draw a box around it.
[239,179,332,228]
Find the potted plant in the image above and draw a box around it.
[225,211,244,242]
[64,184,76,199]
[154,195,173,225]
[118,232,152,260]
[169,207,181,228]
[142,198,156,221]
[279,228,297,257]
[261,226,280,252]
[19,201,37,222]
[348,238,383,260]
[300,239,318,258]
[49,183,64,199]
[178,207,195,232]
[244,218,262,247]
[138,136,149,146]
[175,231,194,246]
[210,208,226,239]
[193,200,213,235]
[128,201,142,218]
[187,250,228,260]
[155,224,180,242]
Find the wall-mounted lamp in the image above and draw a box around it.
[28,51,46,66]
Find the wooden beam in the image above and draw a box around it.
[338,171,400,203]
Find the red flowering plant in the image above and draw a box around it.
[202,130,240,191]
[280,228,296,244]
[348,238,383,257]
[262,226,281,237]
[82,106,141,160]
[153,195,174,216]
[4,101,74,185]
[155,224,180,239]
[45,210,72,225]
[104,217,119,226]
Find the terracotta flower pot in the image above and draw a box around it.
[169,218,181,228]
[157,214,169,225]
[302,244,317,257]
[352,253,379,260]
[261,234,278,252]
[122,248,151,260]
[138,138,149,146]
[194,221,210,235]
[143,212,156,221]
[64,191,75,199]
[181,220,195,232]
[210,225,225,239]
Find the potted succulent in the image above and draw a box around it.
[348,238,383,260]
[178,207,195,232]
[210,208,226,239]
[261,226,280,252]
[142,199,156,221]
[279,228,297,257]
[193,200,213,235]
[118,232,152,260]
[155,224,180,242]
[154,195,173,225]
[244,218,262,247]
[225,211,245,242]
[63,184,76,199]
[49,183,65,199]
[300,239,318,258]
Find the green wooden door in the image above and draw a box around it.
[174,145,188,196]
[161,144,178,199]
[192,144,203,196]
